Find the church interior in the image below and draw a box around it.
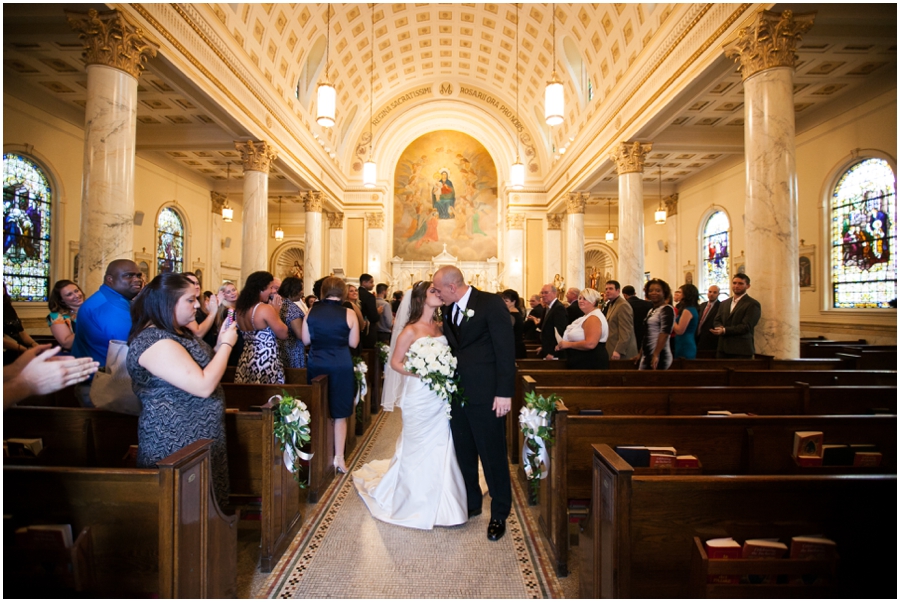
[3,2,897,599]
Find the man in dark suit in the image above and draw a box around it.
[711,274,761,358]
[564,287,584,324]
[523,294,544,342]
[695,284,721,353]
[538,283,568,359]
[434,265,515,541]
[357,273,380,349]
[622,285,653,350]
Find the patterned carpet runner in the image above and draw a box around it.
[261,409,563,598]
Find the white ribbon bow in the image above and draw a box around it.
[519,407,550,480]
[355,378,367,407]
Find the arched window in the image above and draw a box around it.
[3,153,52,302]
[700,210,730,300]
[157,207,185,275]
[830,158,897,308]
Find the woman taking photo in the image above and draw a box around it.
[302,277,360,474]
[556,288,610,369]
[126,272,237,508]
[278,276,306,369]
[500,289,527,359]
[46,280,85,351]
[234,271,289,384]
[672,283,700,360]
[638,279,675,370]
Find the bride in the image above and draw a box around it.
[352,281,467,529]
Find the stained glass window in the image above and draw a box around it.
[3,154,52,302]
[701,211,730,301]
[831,158,897,309]
[157,208,184,275]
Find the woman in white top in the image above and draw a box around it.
[555,288,610,369]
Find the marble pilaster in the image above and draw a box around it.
[664,194,679,286]
[235,140,277,283]
[209,192,225,289]
[326,212,344,282]
[725,9,815,358]
[566,193,589,291]
[611,142,652,291]
[505,213,525,295]
[366,212,385,281]
[67,9,157,293]
[304,192,325,296]
[546,213,564,291]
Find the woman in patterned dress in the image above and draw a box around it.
[277,276,306,369]
[638,278,675,371]
[46,279,85,351]
[126,272,238,508]
[234,271,289,384]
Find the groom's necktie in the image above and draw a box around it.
[453,304,461,326]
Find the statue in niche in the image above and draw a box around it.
[553,273,565,300]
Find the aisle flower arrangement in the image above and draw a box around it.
[271,392,313,487]
[353,355,368,422]
[519,390,558,498]
[375,341,389,365]
[403,336,463,419]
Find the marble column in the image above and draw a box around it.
[67,9,157,293]
[506,213,525,295]
[326,211,344,285]
[235,140,278,284]
[209,192,225,289]
[725,9,815,359]
[546,213,564,289]
[664,194,679,286]
[304,191,325,296]
[365,212,385,282]
[566,192,589,291]
[611,142,652,291]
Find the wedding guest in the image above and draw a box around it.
[215,282,243,361]
[622,284,652,349]
[4,285,39,365]
[556,288,609,369]
[391,290,404,314]
[302,276,360,474]
[638,279,674,370]
[46,280,85,352]
[358,274,380,349]
[343,284,366,357]
[234,271,288,384]
[523,294,544,342]
[500,289,527,359]
[127,272,236,508]
[375,283,394,343]
[305,295,317,309]
[564,287,584,324]
[4,345,98,409]
[183,272,218,340]
[672,283,700,359]
[278,276,306,369]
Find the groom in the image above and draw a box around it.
[433,265,515,541]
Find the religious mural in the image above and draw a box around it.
[393,131,498,261]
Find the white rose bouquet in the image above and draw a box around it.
[403,336,465,419]
[271,392,314,487]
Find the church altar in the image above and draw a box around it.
[389,245,502,292]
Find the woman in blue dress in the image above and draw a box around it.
[302,276,360,474]
[672,283,700,359]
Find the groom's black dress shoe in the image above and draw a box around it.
[487,518,506,541]
[468,508,482,518]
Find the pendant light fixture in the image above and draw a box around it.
[605,199,615,242]
[655,166,667,224]
[363,4,377,188]
[316,5,336,127]
[221,162,234,222]
[544,3,564,126]
[274,196,284,240]
[510,5,525,190]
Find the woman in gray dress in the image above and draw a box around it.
[127,272,238,508]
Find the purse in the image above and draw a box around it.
[90,340,142,415]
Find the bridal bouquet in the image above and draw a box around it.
[271,392,313,487]
[403,337,463,419]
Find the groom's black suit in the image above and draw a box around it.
[442,287,515,521]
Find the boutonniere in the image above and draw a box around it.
[464,309,475,322]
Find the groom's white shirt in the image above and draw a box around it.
[453,285,473,325]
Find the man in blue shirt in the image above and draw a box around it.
[71,259,144,366]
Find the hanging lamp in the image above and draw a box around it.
[221,163,234,222]
[544,3,564,126]
[316,5,336,127]
[510,5,525,190]
[655,166,667,224]
[274,196,284,240]
[605,199,615,242]
[363,4,377,188]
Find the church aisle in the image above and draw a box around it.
[259,408,564,598]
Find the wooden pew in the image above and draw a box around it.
[4,438,237,598]
[581,444,897,599]
[540,411,896,576]
[727,369,896,387]
[836,348,898,370]
[361,348,383,419]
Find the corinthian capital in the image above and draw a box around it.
[546,213,565,230]
[506,213,525,230]
[66,9,158,79]
[325,212,344,228]
[724,10,816,80]
[611,141,653,175]
[303,191,324,213]
[366,212,385,229]
[210,191,226,213]
[235,140,278,173]
[566,192,590,214]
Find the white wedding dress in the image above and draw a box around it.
[352,336,468,529]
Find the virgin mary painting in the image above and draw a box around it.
[432,169,455,219]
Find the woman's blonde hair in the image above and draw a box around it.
[579,288,602,307]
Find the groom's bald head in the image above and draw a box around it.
[432,265,467,304]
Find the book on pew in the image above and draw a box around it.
[790,536,837,585]
[853,451,883,467]
[742,539,788,584]
[579,409,604,416]
[649,453,674,468]
[5,438,43,457]
[614,446,650,467]
[792,431,823,459]
[675,455,700,468]
[704,537,742,584]
[15,524,74,549]
[821,444,854,466]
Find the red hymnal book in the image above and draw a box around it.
[705,537,742,584]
